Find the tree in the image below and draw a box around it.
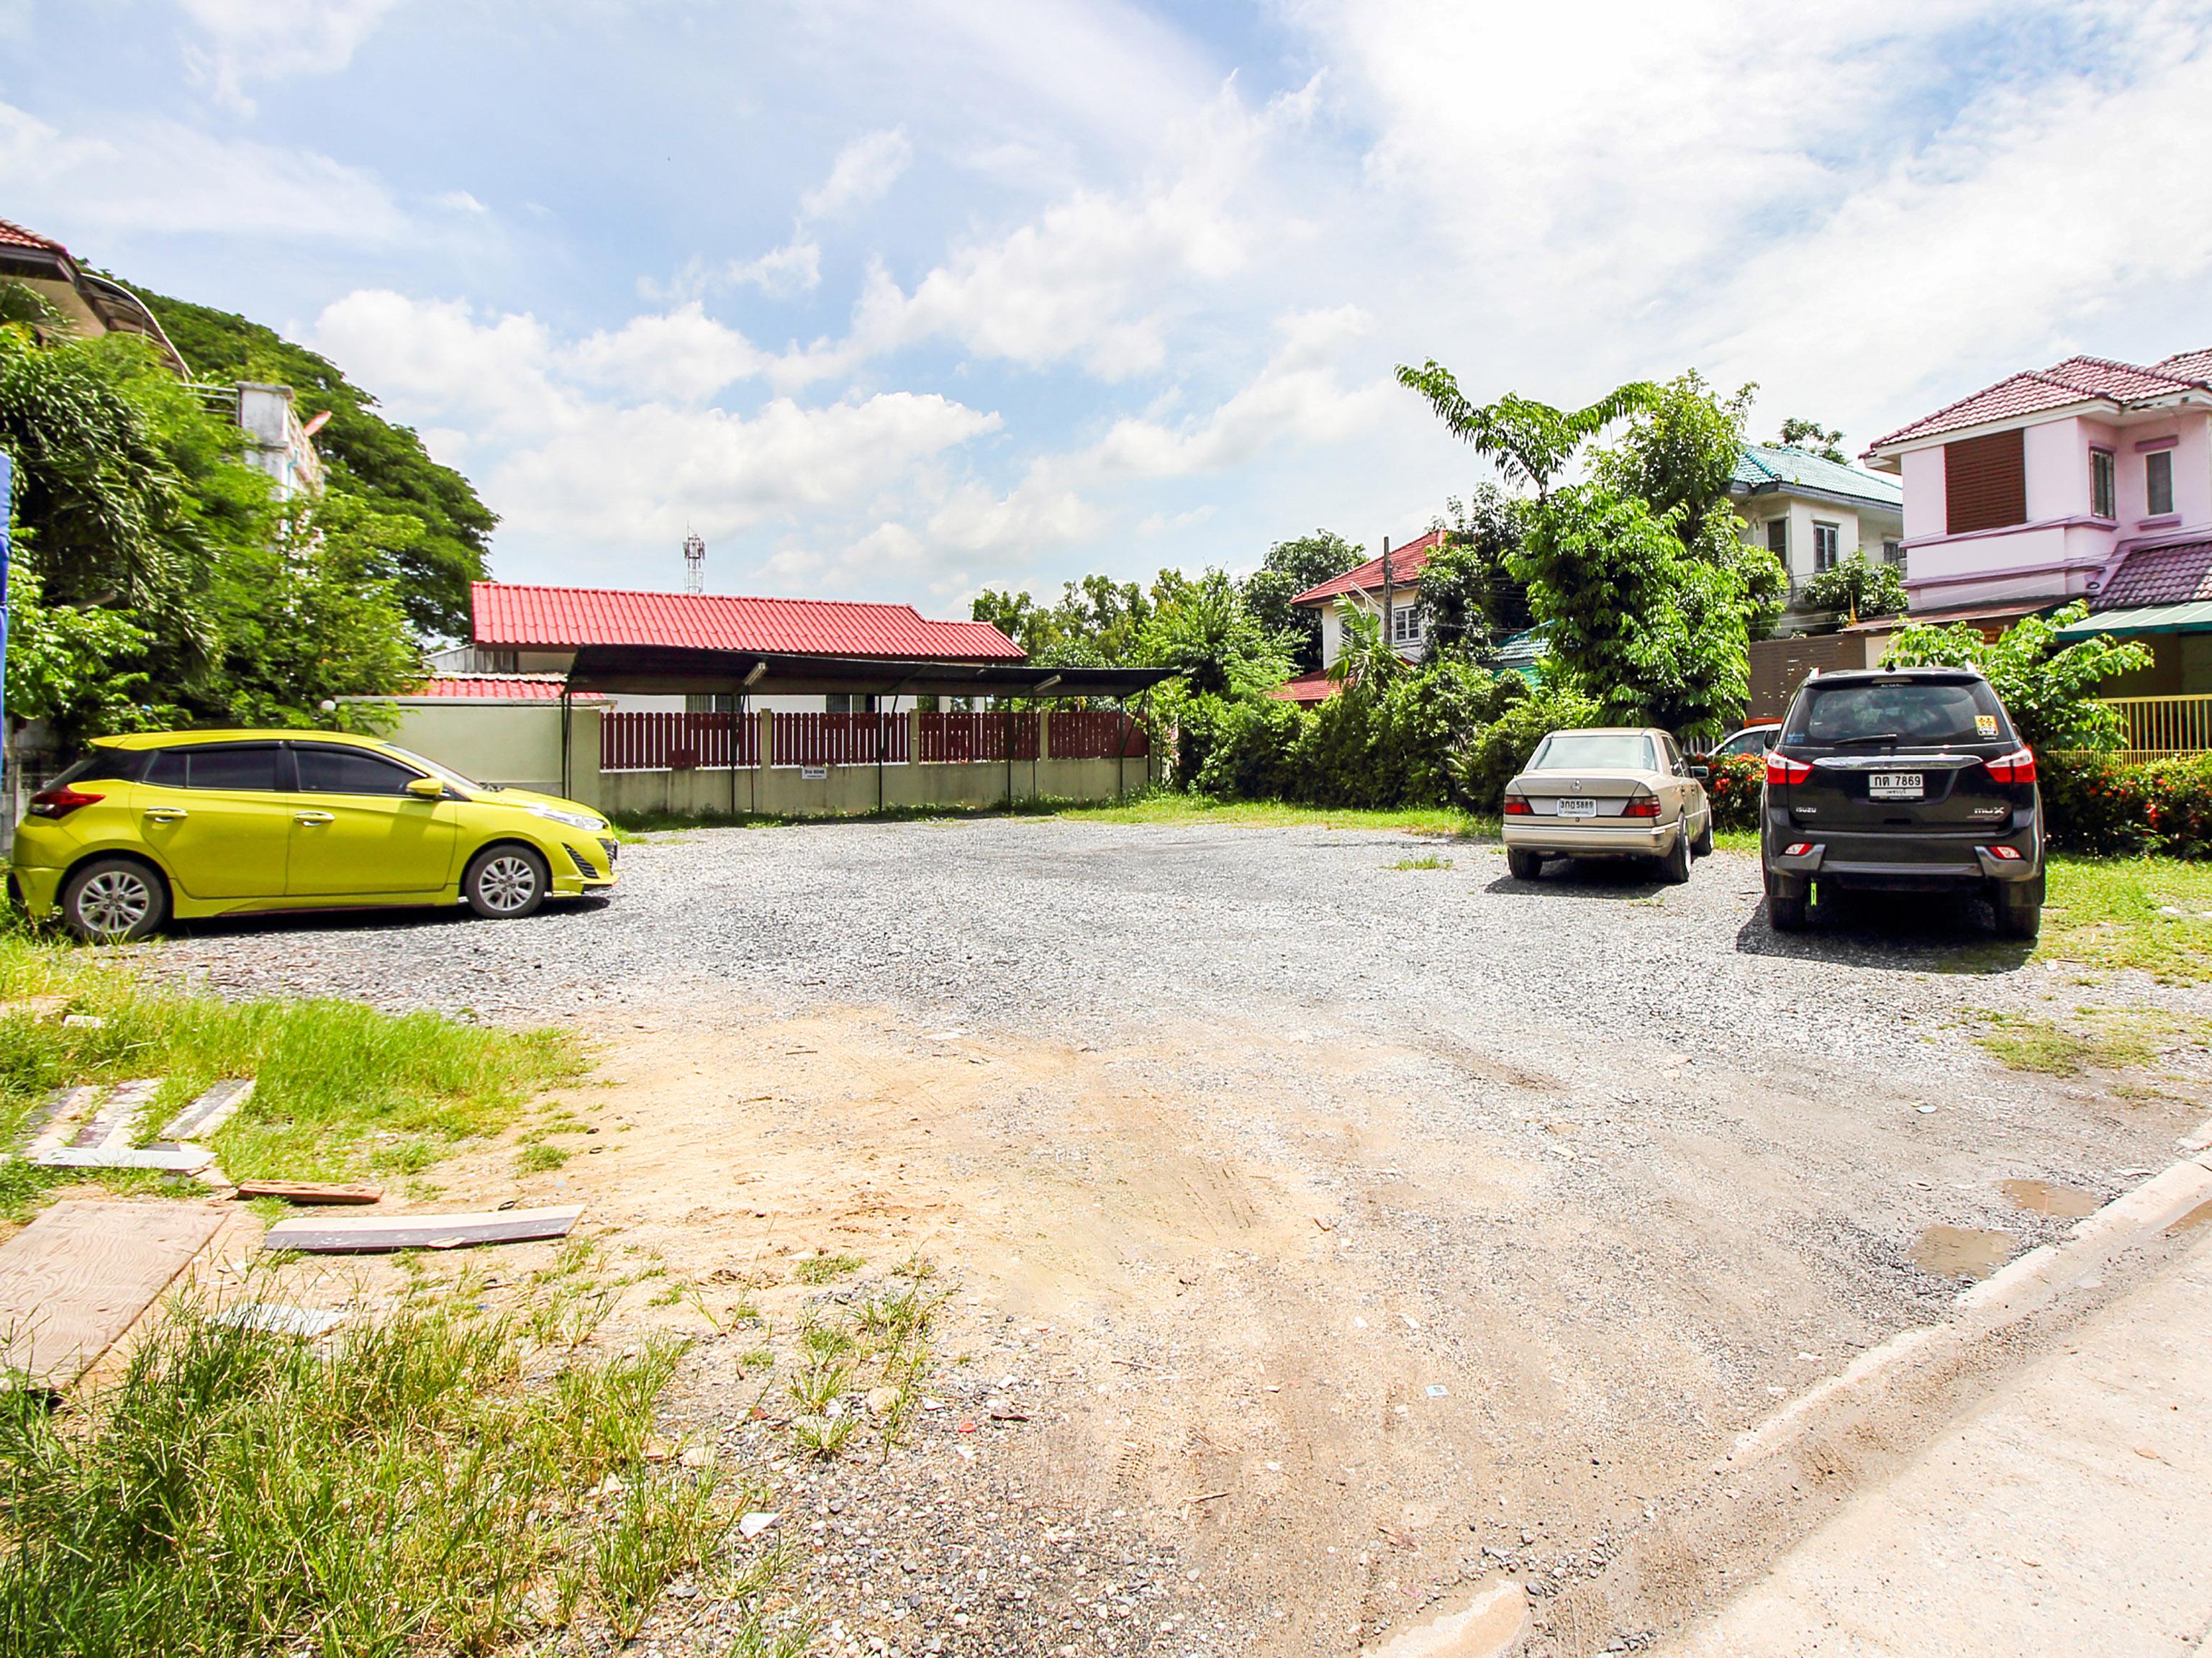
[972,574,1153,666]
[1242,530,1364,670]
[1880,602,2151,751]
[0,306,429,740]
[1393,362,1659,498]
[138,287,497,639]
[1135,569,1291,701]
[1509,482,1759,741]
[1800,552,1907,624]
[1775,417,1846,463]
[1415,486,1529,656]
[1601,372,1757,549]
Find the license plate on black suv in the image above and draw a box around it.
[1867,771,1923,800]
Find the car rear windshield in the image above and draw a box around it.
[1531,733,1655,771]
[1785,679,2010,747]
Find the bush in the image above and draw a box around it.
[1700,752,1764,830]
[2039,749,2212,858]
[1191,697,1307,799]
[1448,684,1597,812]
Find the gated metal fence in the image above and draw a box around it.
[2102,694,2212,763]
[599,707,1146,771]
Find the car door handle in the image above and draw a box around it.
[293,811,335,826]
[142,807,187,822]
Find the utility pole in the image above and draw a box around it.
[1379,534,1394,658]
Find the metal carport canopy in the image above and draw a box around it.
[561,643,1177,699]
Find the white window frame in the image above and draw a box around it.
[2146,448,2176,517]
[2090,446,2116,520]
[1391,602,1422,645]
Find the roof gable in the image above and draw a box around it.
[470,582,1025,661]
[1289,528,1446,607]
[1868,352,2212,452]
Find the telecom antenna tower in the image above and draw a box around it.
[682,528,706,594]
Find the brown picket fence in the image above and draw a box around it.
[600,712,756,771]
[769,712,910,767]
[1046,710,1148,758]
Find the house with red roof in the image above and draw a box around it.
[440,579,1023,713]
[1862,350,2212,635]
[1272,530,1443,705]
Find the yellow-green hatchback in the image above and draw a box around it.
[13,730,618,941]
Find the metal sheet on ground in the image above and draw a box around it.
[0,1200,225,1389]
[260,1205,582,1254]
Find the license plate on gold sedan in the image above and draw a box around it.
[1868,771,1924,800]
[1556,797,1598,817]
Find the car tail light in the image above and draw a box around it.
[1502,795,1533,816]
[1621,795,1661,818]
[27,787,103,820]
[1986,844,2023,861]
[1765,752,1812,785]
[1984,746,2036,784]
[1784,841,1813,857]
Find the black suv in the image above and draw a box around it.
[1760,667,2044,938]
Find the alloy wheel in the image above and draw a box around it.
[476,855,540,914]
[77,869,153,938]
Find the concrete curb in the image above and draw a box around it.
[1721,1123,2212,1474]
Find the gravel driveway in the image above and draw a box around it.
[146,818,2211,1654]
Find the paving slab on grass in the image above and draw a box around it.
[0,1200,225,1390]
[260,1204,581,1253]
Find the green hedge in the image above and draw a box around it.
[2041,750,2212,858]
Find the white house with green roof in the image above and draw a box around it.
[1727,443,1905,629]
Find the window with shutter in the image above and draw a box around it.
[1944,430,2027,534]
[2090,448,2116,520]
[2147,449,2175,517]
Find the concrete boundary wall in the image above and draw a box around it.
[377,702,1155,817]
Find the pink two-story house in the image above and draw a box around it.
[1861,352,2212,702]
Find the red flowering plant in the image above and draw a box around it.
[1695,752,1764,831]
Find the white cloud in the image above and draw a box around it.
[307,289,1001,564]
[177,0,402,112]
[1087,307,1393,478]
[436,190,487,214]
[0,99,407,243]
[730,235,822,298]
[801,128,914,220]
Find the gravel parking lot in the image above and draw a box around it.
[150,819,2212,1654]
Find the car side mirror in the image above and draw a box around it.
[405,776,446,799]
[1691,765,1710,779]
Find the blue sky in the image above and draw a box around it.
[6,1,2212,622]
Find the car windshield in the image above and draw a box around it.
[1789,680,2007,747]
[376,743,491,792]
[1531,733,1655,771]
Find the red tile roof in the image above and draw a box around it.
[1269,666,1339,704]
[1868,353,2212,450]
[1289,529,1446,607]
[0,217,65,255]
[415,674,611,702]
[471,582,1024,661]
[2094,538,2212,610]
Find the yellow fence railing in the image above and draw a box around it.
[2101,694,2212,762]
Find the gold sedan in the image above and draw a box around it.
[1501,727,1713,884]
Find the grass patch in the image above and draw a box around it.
[515,1140,571,1174]
[2035,856,2212,983]
[1971,1006,2189,1074]
[1387,853,1454,871]
[790,1252,864,1286]
[0,1274,796,1657]
[0,936,583,1190]
[610,789,1500,840]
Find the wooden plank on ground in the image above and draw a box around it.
[261,1205,582,1254]
[0,1200,225,1390]
[233,1180,382,1206]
